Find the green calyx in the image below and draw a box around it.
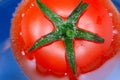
[28,0,104,76]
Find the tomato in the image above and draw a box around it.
[11,0,120,80]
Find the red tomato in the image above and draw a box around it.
[11,0,120,80]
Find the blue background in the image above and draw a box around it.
[0,0,120,80]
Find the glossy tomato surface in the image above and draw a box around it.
[10,0,120,80]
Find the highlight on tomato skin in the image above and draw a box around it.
[10,0,120,80]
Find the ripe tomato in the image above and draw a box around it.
[11,0,120,80]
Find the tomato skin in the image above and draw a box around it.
[11,0,120,79]
[21,0,113,74]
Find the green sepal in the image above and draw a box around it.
[75,29,104,43]
[28,31,61,52]
[66,1,89,27]
[36,0,64,29]
[64,38,76,74]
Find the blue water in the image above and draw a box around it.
[0,0,120,80]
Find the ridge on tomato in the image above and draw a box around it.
[11,0,120,80]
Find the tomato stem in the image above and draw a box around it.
[28,0,104,76]
[66,30,75,38]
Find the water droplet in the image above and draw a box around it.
[64,72,67,76]
[112,26,115,28]
[21,13,25,17]
[112,39,114,41]
[20,32,22,35]
[113,30,119,34]
[108,12,113,17]
[21,51,25,56]
[31,3,34,7]
[105,9,108,11]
